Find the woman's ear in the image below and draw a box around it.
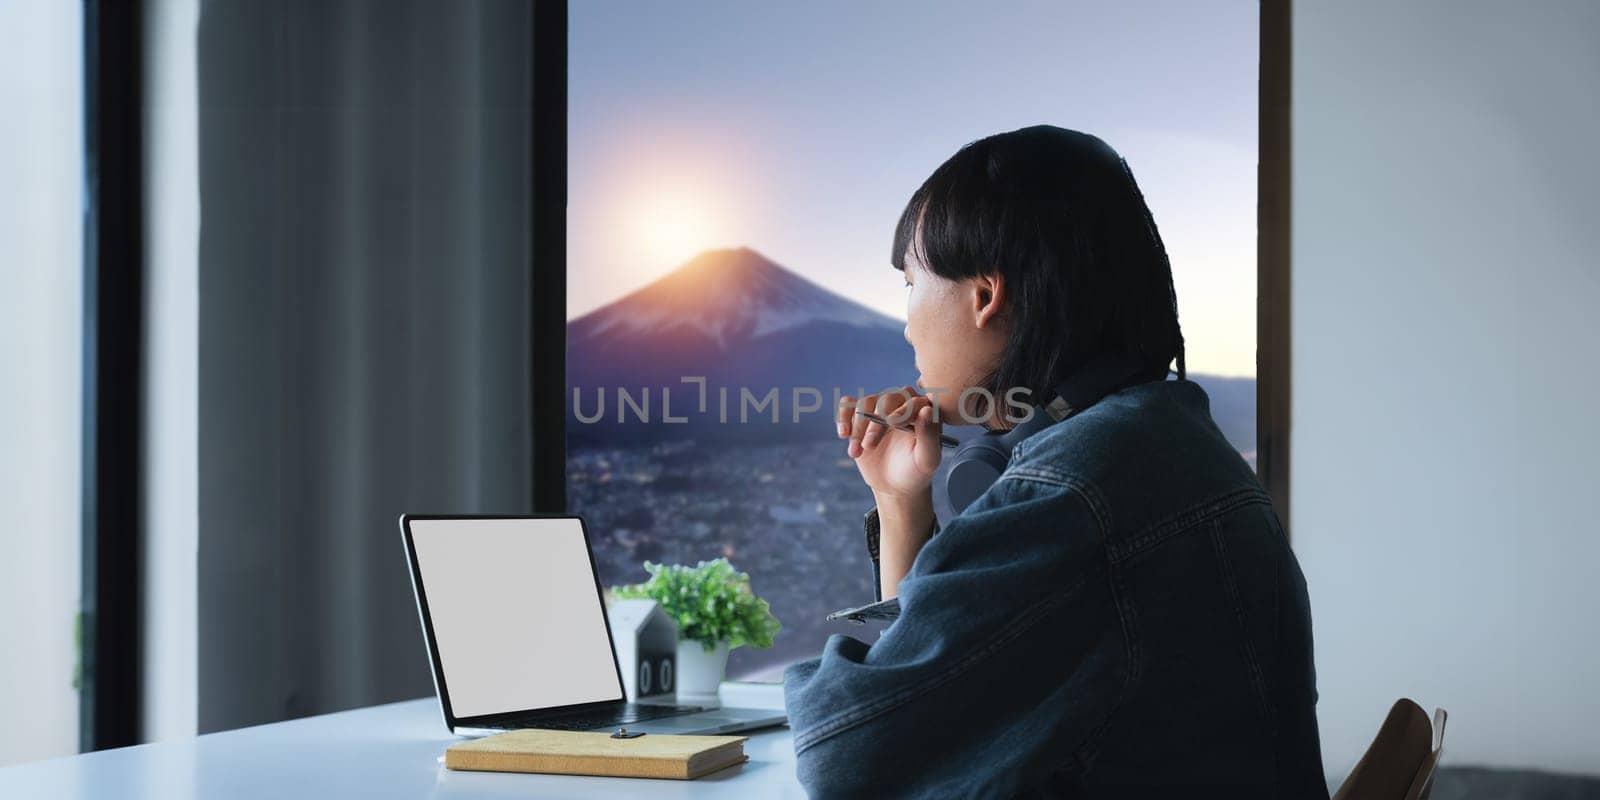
[970,272,1007,329]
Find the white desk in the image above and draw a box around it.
[0,693,804,799]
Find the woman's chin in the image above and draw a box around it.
[931,403,971,426]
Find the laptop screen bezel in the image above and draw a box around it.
[399,513,630,731]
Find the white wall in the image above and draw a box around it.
[1293,0,1600,778]
[0,0,83,767]
[142,0,201,744]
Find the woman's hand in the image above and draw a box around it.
[837,386,943,499]
[838,387,942,599]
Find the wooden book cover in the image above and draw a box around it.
[445,729,750,780]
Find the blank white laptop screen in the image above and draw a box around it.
[408,517,622,718]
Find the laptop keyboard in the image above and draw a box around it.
[488,703,706,732]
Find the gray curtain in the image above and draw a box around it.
[196,0,536,732]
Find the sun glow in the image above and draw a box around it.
[612,160,747,284]
[628,188,722,271]
[569,128,769,315]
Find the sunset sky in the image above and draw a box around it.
[569,0,1259,378]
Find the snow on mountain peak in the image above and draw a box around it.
[572,247,901,349]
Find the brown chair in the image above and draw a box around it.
[1333,698,1449,800]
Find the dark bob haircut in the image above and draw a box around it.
[891,125,1186,412]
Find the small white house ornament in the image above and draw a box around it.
[606,598,678,700]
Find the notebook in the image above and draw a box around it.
[444,728,750,780]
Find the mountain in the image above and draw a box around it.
[566,246,1255,459]
[1185,373,1257,468]
[571,246,895,350]
[568,247,916,443]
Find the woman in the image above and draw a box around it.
[782,126,1328,798]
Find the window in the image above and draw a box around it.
[567,2,1260,679]
[0,0,83,765]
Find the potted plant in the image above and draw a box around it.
[610,558,781,696]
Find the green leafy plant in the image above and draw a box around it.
[611,558,781,652]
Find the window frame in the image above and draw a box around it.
[81,0,146,752]
[532,0,569,514]
[1259,0,1293,534]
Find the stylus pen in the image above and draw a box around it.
[857,410,961,448]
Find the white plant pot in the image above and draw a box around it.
[675,639,730,697]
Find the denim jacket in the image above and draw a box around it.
[782,378,1328,798]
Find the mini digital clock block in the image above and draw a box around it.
[606,598,679,700]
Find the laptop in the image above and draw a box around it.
[400,513,789,737]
